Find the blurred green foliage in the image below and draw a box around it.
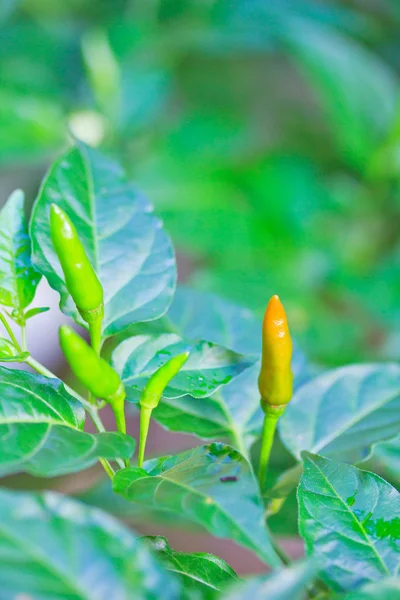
[1,0,400,365]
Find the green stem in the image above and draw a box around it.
[138,406,152,468]
[87,403,125,471]
[258,412,280,488]
[111,395,129,468]
[113,406,126,435]
[25,356,124,472]
[87,317,125,472]
[0,311,21,350]
[20,323,27,352]
[26,356,92,410]
[87,390,96,406]
[271,535,291,566]
[99,458,115,479]
[89,319,102,356]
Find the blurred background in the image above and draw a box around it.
[2,0,400,574]
[2,0,400,365]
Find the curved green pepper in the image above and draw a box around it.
[50,204,104,324]
[59,325,125,432]
[138,351,190,467]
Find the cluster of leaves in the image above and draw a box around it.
[2,0,400,366]
[0,142,399,599]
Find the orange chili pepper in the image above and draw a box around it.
[258,294,293,412]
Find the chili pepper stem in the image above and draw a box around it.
[89,319,102,356]
[138,406,152,468]
[113,405,127,435]
[258,411,280,488]
[111,395,129,467]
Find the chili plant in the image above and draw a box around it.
[0,142,399,599]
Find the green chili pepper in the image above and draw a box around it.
[59,325,126,434]
[138,351,190,467]
[50,205,104,325]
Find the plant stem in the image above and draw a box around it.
[88,317,127,468]
[20,323,27,352]
[88,404,125,471]
[271,534,291,565]
[89,319,102,356]
[99,458,115,479]
[138,406,152,468]
[258,412,280,488]
[0,311,21,350]
[113,405,126,434]
[88,318,128,467]
[25,356,92,410]
[113,404,129,468]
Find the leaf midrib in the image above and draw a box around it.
[0,418,77,427]
[118,464,280,567]
[0,378,80,427]
[312,386,400,456]
[0,522,89,599]
[169,567,220,590]
[81,146,100,289]
[305,456,391,577]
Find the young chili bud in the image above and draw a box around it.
[138,351,190,467]
[59,326,126,431]
[258,294,293,414]
[50,205,104,324]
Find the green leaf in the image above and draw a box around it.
[221,560,316,600]
[0,189,41,310]
[0,367,135,476]
[0,92,65,166]
[113,443,281,568]
[286,25,397,170]
[0,337,29,362]
[30,142,176,338]
[372,437,400,487]
[24,306,50,320]
[79,479,199,529]
[158,286,262,355]
[280,363,400,462]
[128,287,309,447]
[298,452,400,592]
[113,333,256,402]
[145,536,238,599]
[345,577,400,599]
[0,488,180,598]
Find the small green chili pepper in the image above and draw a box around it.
[59,325,126,433]
[138,351,190,467]
[50,205,104,324]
